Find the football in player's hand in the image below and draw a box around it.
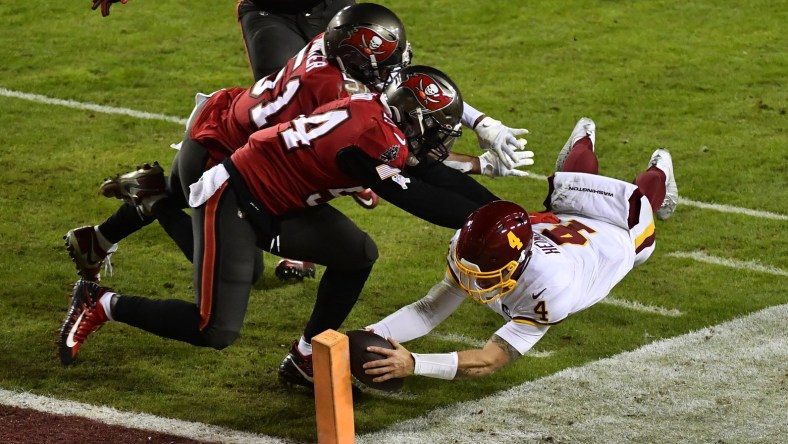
[346,329,404,392]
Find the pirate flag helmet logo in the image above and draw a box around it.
[324,3,410,88]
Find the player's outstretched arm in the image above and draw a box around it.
[444,151,534,177]
[91,0,129,17]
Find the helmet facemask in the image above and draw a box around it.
[453,248,532,304]
[452,200,535,304]
[401,107,462,164]
[375,41,412,91]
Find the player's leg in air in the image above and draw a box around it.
[63,161,183,282]
[58,144,264,366]
[554,117,677,220]
[552,117,677,267]
[637,149,678,220]
[554,117,598,174]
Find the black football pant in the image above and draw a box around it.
[112,140,378,348]
[236,0,355,81]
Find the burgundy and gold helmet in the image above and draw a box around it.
[452,201,534,303]
[383,65,463,164]
[324,3,411,89]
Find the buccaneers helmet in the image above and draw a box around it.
[383,65,463,164]
[324,3,411,89]
[453,200,534,303]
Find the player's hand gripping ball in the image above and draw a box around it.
[347,330,404,392]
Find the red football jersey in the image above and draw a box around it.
[189,33,352,162]
[230,94,409,216]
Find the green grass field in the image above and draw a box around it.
[0,0,786,442]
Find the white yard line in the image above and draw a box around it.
[600,297,683,317]
[669,250,788,277]
[429,331,553,358]
[429,331,487,348]
[0,87,187,126]
[429,331,554,358]
[678,197,787,221]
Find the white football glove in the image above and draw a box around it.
[479,150,534,177]
[474,116,529,168]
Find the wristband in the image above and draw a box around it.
[443,159,474,173]
[478,152,494,177]
[472,114,488,129]
[411,352,458,380]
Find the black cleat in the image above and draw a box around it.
[278,342,314,389]
[100,161,166,216]
[57,280,110,366]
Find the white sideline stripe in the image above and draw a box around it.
[0,389,288,444]
[0,87,187,126]
[669,250,788,277]
[2,87,785,222]
[429,331,553,357]
[358,304,788,443]
[600,297,683,317]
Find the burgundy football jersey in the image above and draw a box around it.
[230,94,408,215]
[189,34,351,162]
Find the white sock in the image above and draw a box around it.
[297,337,312,356]
[93,226,115,253]
[99,292,116,321]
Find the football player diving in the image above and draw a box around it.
[361,117,678,382]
